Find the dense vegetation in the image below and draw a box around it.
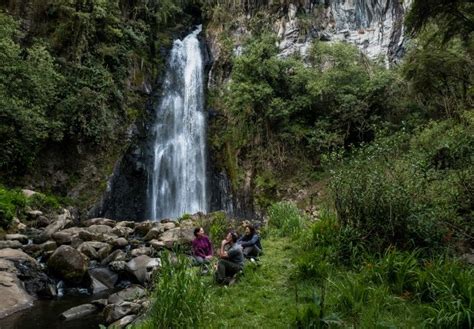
[0,0,199,178]
[0,0,472,327]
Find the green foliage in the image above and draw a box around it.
[268,202,305,237]
[0,1,196,176]
[28,193,62,213]
[135,252,210,329]
[402,28,473,119]
[0,12,63,173]
[0,186,26,228]
[405,0,474,43]
[208,211,228,246]
[328,115,473,251]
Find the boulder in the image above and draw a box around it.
[101,250,127,265]
[26,210,43,220]
[116,221,135,228]
[35,215,51,228]
[0,240,22,249]
[77,241,111,261]
[162,222,176,231]
[126,255,161,284]
[78,230,100,242]
[91,298,108,309]
[143,227,163,241]
[158,228,194,247]
[112,226,134,238]
[38,209,72,243]
[60,303,98,321]
[134,221,153,236]
[0,271,34,319]
[40,240,57,252]
[22,244,42,257]
[107,285,146,304]
[5,234,29,244]
[21,189,37,198]
[52,231,73,245]
[87,224,114,235]
[47,245,88,284]
[109,314,136,328]
[0,248,38,267]
[0,249,40,318]
[149,239,166,250]
[83,218,116,227]
[109,261,127,272]
[112,237,129,248]
[89,267,118,292]
[130,247,153,257]
[104,302,141,324]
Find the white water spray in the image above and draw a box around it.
[149,26,208,220]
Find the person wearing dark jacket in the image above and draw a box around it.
[237,225,262,258]
[215,231,244,284]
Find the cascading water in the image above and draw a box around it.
[149,25,208,220]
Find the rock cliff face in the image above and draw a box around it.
[205,0,411,217]
[275,0,411,62]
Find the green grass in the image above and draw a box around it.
[206,237,301,328]
[209,238,295,328]
[134,212,472,328]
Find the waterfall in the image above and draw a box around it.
[149,25,208,220]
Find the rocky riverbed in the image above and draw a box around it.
[0,202,226,328]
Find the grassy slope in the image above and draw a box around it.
[203,235,429,329]
[206,237,299,328]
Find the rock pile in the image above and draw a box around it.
[0,207,219,327]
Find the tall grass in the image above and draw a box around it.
[134,253,210,329]
[268,201,305,238]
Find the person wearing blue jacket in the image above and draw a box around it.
[237,225,262,258]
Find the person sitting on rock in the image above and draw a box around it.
[215,231,244,285]
[237,224,262,258]
[192,227,213,266]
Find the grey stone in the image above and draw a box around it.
[112,237,129,248]
[109,314,136,328]
[126,255,160,284]
[149,239,165,250]
[40,240,57,252]
[0,240,22,249]
[130,247,153,257]
[102,250,126,265]
[87,224,114,235]
[38,209,72,243]
[83,218,116,227]
[104,302,141,324]
[0,271,34,319]
[89,267,118,290]
[5,234,28,244]
[52,231,73,245]
[26,210,43,219]
[143,227,163,241]
[109,261,127,272]
[107,285,146,304]
[60,303,98,321]
[47,245,88,284]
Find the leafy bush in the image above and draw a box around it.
[135,253,210,329]
[328,116,473,251]
[0,187,26,228]
[268,202,305,237]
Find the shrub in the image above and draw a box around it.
[135,253,210,329]
[268,202,305,237]
[0,187,26,228]
[328,117,473,251]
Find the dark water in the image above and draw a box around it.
[0,292,111,329]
